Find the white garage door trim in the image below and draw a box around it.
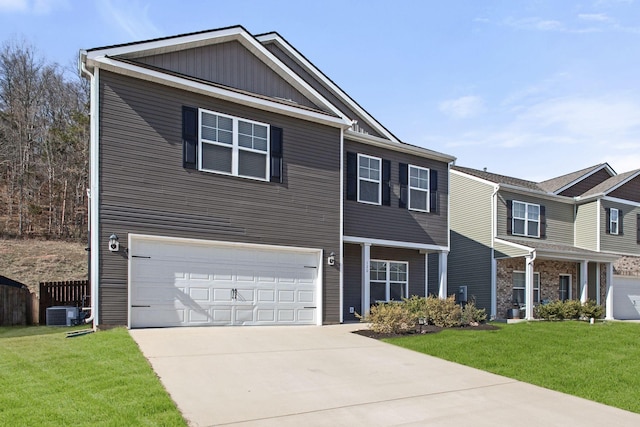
[612,275,640,320]
[127,234,323,328]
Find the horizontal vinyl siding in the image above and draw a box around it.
[98,71,341,325]
[497,191,574,245]
[493,241,530,258]
[343,243,362,321]
[448,172,494,311]
[134,41,319,110]
[575,201,598,251]
[609,177,640,203]
[600,200,640,255]
[343,139,449,246]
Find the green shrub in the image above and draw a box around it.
[461,299,487,325]
[402,295,429,323]
[562,300,582,319]
[429,295,462,327]
[536,299,603,321]
[581,299,604,319]
[365,302,415,334]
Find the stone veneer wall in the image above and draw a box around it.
[600,264,607,305]
[496,258,579,319]
[614,256,640,276]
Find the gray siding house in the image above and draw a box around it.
[449,163,640,320]
[80,26,455,328]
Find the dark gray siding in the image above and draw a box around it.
[342,243,426,321]
[133,41,320,110]
[609,176,640,203]
[559,169,612,197]
[98,71,341,325]
[263,42,384,138]
[343,139,449,246]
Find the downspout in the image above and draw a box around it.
[490,185,499,319]
[79,53,98,329]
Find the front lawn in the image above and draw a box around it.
[0,326,186,426]
[386,321,640,414]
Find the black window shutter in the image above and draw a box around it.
[382,159,391,206]
[540,205,546,238]
[270,126,283,183]
[346,152,357,201]
[506,200,513,235]
[605,208,611,234]
[182,106,198,169]
[429,169,438,213]
[636,214,640,244]
[619,210,624,235]
[399,163,408,208]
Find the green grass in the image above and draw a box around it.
[0,326,186,426]
[386,321,640,414]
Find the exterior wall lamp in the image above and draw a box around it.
[327,251,335,266]
[108,233,119,252]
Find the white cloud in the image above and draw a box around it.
[0,0,67,14]
[578,13,613,22]
[97,0,162,41]
[439,96,485,119]
[0,0,27,12]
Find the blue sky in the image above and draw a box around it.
[1,0,639,181]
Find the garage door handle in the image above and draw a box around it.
[132,305,151,308]
[304,266,317,269]
[304,306,316,309]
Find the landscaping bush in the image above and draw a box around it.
[536,299,603,321]
[365,302,415,334]
[428,295,462,327]
[461,299,487,325]
[403,295,430,323]
[580,299,604,319]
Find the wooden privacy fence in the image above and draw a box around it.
[0,284,31,326]
[39,280,90,325]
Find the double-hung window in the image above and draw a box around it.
[369,260,408,305]
[408,165,429,212]
[512,271,540,305]
[512,201,540,238]
[358,154,381,204]
[610,208,619,235]
[199,109,269,181]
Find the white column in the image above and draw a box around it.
[438,251,448,299]
[525,255,535,320]
[362,243,371,317]
[580,260,588,303]
[491,254,497,319]
[595,263,601,305]
[605,262,614,320]
[424,253,429,297]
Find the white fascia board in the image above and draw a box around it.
[85,28,351,124]
[451,169,497,188]
[345,129,456,163]
[256,33,399,143]
[602,196,640,208]
[493,237,534,253]
[537,250,619,263]
[604,170,640,195]
[343,235,448,252]
[498,183,575,203]
[553,164,616,195]
[88,57,351,129]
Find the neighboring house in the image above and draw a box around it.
[449,163,640,320]
[79,26,455,328]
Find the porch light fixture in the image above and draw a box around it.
[327,252,335,266]
[108,233,119,252]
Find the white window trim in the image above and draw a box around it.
[408,164,430,213]
[512,201,541,238]
[370,259,409,303]
[513,270,540,304]
[198,108,270,181]
[357,153,382,205]
[610,207,619,235]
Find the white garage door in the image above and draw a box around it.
[613,275,640,320]
[129,235,321,328]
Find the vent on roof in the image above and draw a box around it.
[46,306,79,326]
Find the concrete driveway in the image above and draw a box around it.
[130,324,640,427]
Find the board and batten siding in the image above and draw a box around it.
[496,191,574,245]
[133,40,320,111]
[575,201,598,251]
[600,200,640,255]
[98,71,341,325]
[448,171,494,311]
[262,41,383,138]
[343,139,449,246]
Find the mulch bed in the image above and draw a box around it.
[353,323,499,340]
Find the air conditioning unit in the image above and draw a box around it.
[46,306,79,326]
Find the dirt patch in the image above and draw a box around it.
[353,323,500,339]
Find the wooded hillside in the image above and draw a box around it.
[0,41,89,240]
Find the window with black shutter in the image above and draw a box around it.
[182,106,198,169]
[399,163,408,209]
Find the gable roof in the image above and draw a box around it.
[537,163,615,194]
[578,168,640,199]
[451,166,543,192]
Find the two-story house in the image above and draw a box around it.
[449,164,640,320]
[79,26,454,328]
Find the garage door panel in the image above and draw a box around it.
[613,276,640,320]
[130,237,319,327]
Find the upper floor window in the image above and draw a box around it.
[512,201,540,238]
[358,154,381,205]
[200,109,269,180]
[609,208,619,235]
[408,165,429,212]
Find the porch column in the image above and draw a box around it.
[580,260,588,303]
[424,252,429,297]
[491,254,497,319]
[595,263,601,305]
[361,243,371,317]
[438,251,448,299]
[605,262,614,320]
[525,254,535,320]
